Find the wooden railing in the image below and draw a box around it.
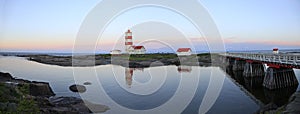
[221,53,300,66]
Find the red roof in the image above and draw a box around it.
[126,29,131,33]
[177,48,191,52]
[125,42,133,45]
[273,48,278,51]
[132,46,144,49]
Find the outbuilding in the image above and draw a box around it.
[176,48,192,56]
[110,50,122,55]
[273,48,279,54]
[128,46,146,54]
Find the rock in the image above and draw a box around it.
[257,102,278,113]
[50,97,82,106]
[29,82,55,97]
[284,92,300,113]
[49,96,109,113]
[0,102,8,111]
[14,78,31,83]
[139,61,152,66]
[84,100,110,113]
[83,82,92,85]
[48,107,75,113]
[0,72,109,113]
[69,84,86,93]
[7,103,17,112]
[34,96,53,107]
[71,103,91,113]
[0,72,13,82]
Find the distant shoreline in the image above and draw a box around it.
[0,48,299,56]
[3,53,213,67]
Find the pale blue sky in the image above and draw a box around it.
[0,0,299,53]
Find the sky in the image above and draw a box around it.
[0,0,300,53]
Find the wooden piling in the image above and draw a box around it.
[263,67,299,90]
[243,62,265,78]
[233,60,245,71]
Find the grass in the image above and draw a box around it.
[0,83,20,103]
[17,84,29,95]
[109,53,211,61]
[0,83,40,113]
[129,54,178,61]
[17,97,40,113]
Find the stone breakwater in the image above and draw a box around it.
[0,72,109,113]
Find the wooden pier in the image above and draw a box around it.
[219,53,300,90]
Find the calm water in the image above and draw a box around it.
[0,56,299,114]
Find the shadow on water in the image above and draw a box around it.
[220,65,298,113]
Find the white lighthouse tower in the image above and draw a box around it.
[125,29,133,53]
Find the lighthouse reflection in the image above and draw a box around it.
[125,65,192,88]
[125,68,144,88]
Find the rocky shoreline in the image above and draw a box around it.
[258,91,300,114]
[16,53,213,67]
[0,72,109,113]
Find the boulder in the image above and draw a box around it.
[29,82,55,97]
[84,100,110,113]
[0,102,17,112]
[0,72,13,82]
[69,84,86,93]
[284,92,300,113]
[7,103,17,112]
[0,102,8,111]
[83,82,92,85]
[49,96,109,113]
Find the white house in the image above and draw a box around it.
[128,46,146,54]
[110,50,121,55]
[176,48,192,56]
[273,48,279,54]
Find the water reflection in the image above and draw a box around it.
[1,56,298,113]
[125,68,144,88]
[125,68,133,88]
[177,65,192,73]
[97,66,181,110]
[220,66,298,112]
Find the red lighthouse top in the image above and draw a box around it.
[125,29,132,39]
[273,48,278,51]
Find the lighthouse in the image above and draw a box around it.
[125,29,133,53]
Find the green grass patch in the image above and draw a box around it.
[0,83,40,113]
[100,53,212,61]
[17,84,29,95]
[0,83,20,103]
[17,97,40,113]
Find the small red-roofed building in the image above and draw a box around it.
[110,49,122,55]
[273,48,279,54]
[177,48,192,56]
[128,46,146,54]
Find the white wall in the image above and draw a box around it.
[110,51,121,55]
[177,51,191,56]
